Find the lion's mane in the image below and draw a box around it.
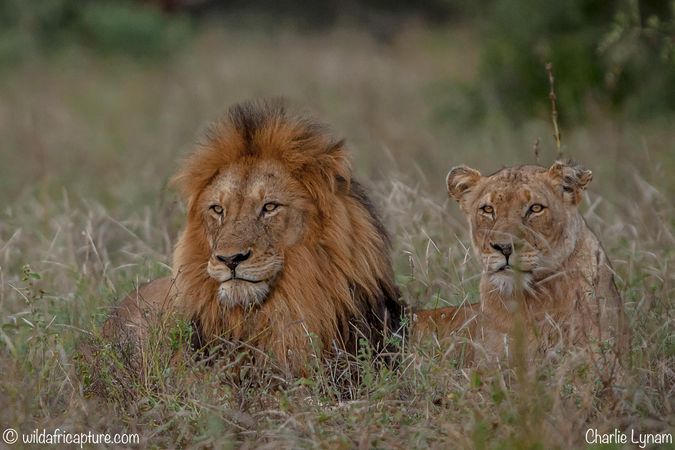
[171,101,402,373]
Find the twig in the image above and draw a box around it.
[545,62,563,159]
[533,137,541,164]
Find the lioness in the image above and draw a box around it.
[415,161,627,361]
[102,100,403,376]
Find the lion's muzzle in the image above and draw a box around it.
[206,253,284,308]
[215,249,251,270]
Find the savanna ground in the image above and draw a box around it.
[1,22,674,449]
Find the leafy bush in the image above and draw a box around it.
[600,0,675,116]
[0,0,191,64]
[78,1,191,57]
[476,0,675,121]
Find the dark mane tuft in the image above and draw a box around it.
[227,99,287,150]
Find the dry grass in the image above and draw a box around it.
[0,24,673,448]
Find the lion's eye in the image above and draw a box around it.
[262,202,279,214]
[210,204,224,215]
[528,204,545,214]
[480,205,494,214]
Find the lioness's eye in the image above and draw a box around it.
[480,205,494,214]
[262,202,279,214]
[528,204,545,214]
[210,204,224,215]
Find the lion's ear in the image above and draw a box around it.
[446,165,482,203]
[315,140,351,193]
[547,160,593,206]
[170,149,222,214]
[295,140,352,212]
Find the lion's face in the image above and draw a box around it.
[197,159,311,308]
[447,161,592,294]
[169,101,402,369]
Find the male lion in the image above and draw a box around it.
[415,161,627,362]
[103,100,403,375]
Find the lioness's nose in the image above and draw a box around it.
[490,243,513,258]
[216,250,251,270]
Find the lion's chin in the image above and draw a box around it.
[217,280,270,309]
[488,271,533,296]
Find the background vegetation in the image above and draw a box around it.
[0,0,673,448]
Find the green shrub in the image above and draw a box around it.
[0,0,192,64]
[476,0,675,122]
[600,0,675,116]
[78,1,191,57]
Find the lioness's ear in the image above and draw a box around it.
[446,165,482,203]
[547,160,593,206]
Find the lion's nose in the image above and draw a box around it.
[490,243,513,258]
[216,250,251,270]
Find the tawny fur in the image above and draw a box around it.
[416,162,627,362]
[103,101,401,375]
[412,304,479,342]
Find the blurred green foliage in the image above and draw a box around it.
[79,1,191,56]
[0,0,672,121]
[475,0,675,121]
[0,0,191,63]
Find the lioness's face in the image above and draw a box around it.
[447,162,592,292]
[198,160,310,307]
